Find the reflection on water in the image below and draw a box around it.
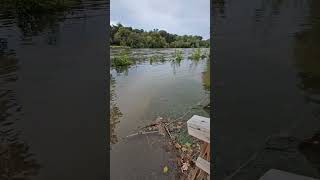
[202,59,210,91]
[0,0,106,40]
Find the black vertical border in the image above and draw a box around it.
[106,0,110,179]
[210,0,216,178]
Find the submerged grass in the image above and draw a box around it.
[172,49,184,63]
[189,48,202,60]
[149,54,166,64]
[189,48,210,61]
[112,49,133,67]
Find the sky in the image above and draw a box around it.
[110,0,210,39]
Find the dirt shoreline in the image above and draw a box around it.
[127,116,207,179]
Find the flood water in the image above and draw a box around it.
[110,48,210,179]
[0,1,108,179]
[213,0,320,179]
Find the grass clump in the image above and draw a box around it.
[172,49,184,62]
[189,48,202,60]
[112,50,133,67]
[149,54,166,64]
[149,55,157,64]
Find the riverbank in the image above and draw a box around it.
[125,116,205,179]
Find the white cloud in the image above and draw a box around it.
[110,0,210,39]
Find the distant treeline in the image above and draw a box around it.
[110,23,210,48]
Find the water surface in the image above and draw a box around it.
[0,1,108,179]
[110,48,210,179]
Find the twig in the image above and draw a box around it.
[126,131,158,138]
[141,123,159,129]
[164,123,173,140]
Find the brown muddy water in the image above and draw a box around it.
[110,48,210,179]
[0,1,108,179]
[213,0,320,179]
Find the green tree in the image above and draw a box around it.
[110,23,210,48]
[114,27,131,46]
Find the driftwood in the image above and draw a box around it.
[127,116,174,140]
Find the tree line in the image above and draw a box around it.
[110,23,210,48]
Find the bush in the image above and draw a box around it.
[112,50,133,67]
